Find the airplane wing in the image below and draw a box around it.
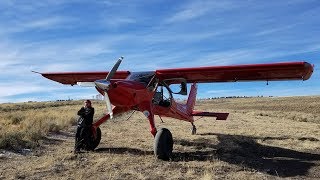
[155,62,313,83]
[39,71,130,85]
[38,62,313,85]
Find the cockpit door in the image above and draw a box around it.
[152,84,172,107]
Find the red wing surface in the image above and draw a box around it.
[155,62,313,83]
[40,71,130,85]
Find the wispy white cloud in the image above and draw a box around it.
[0,16,75,36]
[254,24,298,36]
[0,0,78,12]
[0,35,124,72]
[0,82,47,97]
[102,17,136,28]
[166,1,236,23]
[198,49,263,65]
[23,16,72,30]
[141,29,236,44]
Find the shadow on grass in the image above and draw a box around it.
[95,147,153,156]
[173,133,320,177]
[87,133,319,177]
[43,131,75,145]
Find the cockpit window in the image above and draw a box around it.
[126,71,155,87]
[152,84,172,107]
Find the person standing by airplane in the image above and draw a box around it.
[74,99,95,153]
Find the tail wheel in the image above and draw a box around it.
[191,124,197,135]
[89,127,101,150]
[154,128,173,160]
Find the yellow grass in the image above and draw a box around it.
[0,96,319,179]
[0,101,85,150]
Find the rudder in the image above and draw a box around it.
[186,83,197,114]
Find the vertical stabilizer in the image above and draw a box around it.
[186,83,197,114]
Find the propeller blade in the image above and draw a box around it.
[98,56,124,119]
[104,92,113,119]
[106,56,123,80]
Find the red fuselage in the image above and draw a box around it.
[96,79,194,122]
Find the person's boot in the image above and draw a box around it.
[74,139,83,153]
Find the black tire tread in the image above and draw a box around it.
[154,128,173,160]
[90,127,101,150]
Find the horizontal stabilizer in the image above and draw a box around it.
[192,110,229,120]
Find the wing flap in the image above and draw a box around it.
[40,71,130,85]
[156,62,313,83]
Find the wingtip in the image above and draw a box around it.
[302,62,314,81]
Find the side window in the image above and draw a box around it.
[164,78,187,95]
[152,85,172,107]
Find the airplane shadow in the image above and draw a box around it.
[173,133,320,177]
[90,133,319,177]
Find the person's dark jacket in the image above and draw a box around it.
[77,107,94,127]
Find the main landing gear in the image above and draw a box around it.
[84,127,102,151]
[154,128,173,160]
[153,123,196,160]
[90,127,102,150]
[87,111,194,160]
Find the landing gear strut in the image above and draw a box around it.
[191,123,197,135]
[154,128,173,160]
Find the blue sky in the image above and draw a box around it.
[0,0,319,103]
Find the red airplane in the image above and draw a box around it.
[37,57,313,160]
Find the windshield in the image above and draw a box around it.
[126,71,155,87]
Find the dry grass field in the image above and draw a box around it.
[0,96,320,179]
